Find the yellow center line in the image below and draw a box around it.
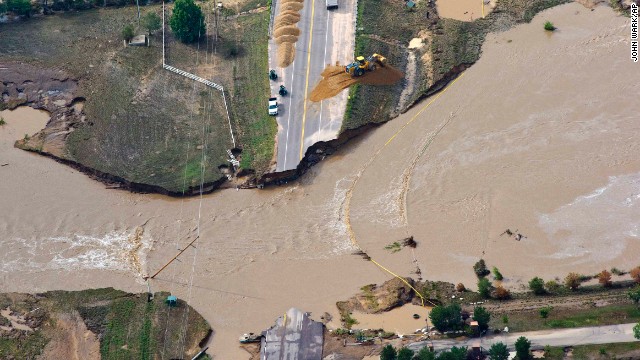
[299,0,316,160]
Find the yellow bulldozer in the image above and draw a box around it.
[345,53,387,77]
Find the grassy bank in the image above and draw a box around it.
[342,0,571,132]
[544,342,640,359]
[1,1,275,192]
[0,288,210,359]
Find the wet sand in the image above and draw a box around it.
[349,304,430,335]
[1,4,638,359]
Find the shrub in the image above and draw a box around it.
[7,0,32,17]
[598,270,612,287]
[515,336,532,360]
[478,278,492,299]
[488,342,509,360]
[629,286,640,304]
[380,344,397,360]
[611,267,625,276]
[545,280,560,293]
[565,272,581,290]
[456,283,466,292]
[493,267,503,281]
[493,285,511,300]
[142,12,161,35]
[634,322,640,340]
[170,0,206,43]
[502,315,509,325]
[122,24,135,42]
[429,303,462,332]
[473,306,490,332]
[474,259,490,277]
[630,267,640,284]
[0,117,5,126]
[544,21,555,31]
[529,277,546,295]
[539,306,552,319]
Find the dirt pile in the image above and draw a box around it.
[274,0,304,67]
[336,277,416,314]
[309,64,404,102]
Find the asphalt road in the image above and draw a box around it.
[269,0,356,172]
[407,323,640,352]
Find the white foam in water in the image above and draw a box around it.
[539,172,640,263]
[0,231,148,274]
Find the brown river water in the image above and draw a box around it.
[0,4,638,359]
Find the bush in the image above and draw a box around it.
[0,117,5,126]
[473,306,490,332]
[493,285,511,300]
[456,283,466,292]
[529,277,546,295]
[122,24,135,42]
[0,2,7,14]
[429,303,462,332]
[611,267,625,276]
[170,0,206,43]
[502,315,509,325]
[142,12,161,35]
[630,267,640,284]
[380,344,397,360]
[565,272,581,290]
[539,306,552,319]
[545,280,560,293]
[544,21,555,31]
[474,259,490,277]
[488,342,509,360]
[515,336,532,360]
[598,270,612,287]
[7,0,32,16]
[478,278,492,299]
[492,267,503,281]
[629,286,640,304]
[634,322,640,340]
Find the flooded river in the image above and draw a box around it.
[1,4,638,359]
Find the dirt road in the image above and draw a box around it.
[1,3,638,359]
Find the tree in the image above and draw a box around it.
[493,285,511,300]
[528,277,546,295]
[630,267,640,284]
[598,270,612,287]
[456,283,466,292]
[380,344,397,360]
[478,277,492,299]
[0,2,7,14]
[629,286,640,304]
[545,280,560,293]
[142,12,161,36]
[634,322,640,340]
[414,347,436,360]
[473,306,491,332]
[474,259,490,277]
[436,346,467,360]
[429,303,462,332]
[488,342,509,360]
[397,347,414,360]
[515,336,531,360]
[565,272,581,290]
[7,0,32,16]
[493,267,504,280]
[122,24,135,42]
[170,0,205,43]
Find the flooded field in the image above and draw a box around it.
[0,3,637,359]
[436,0,494,21]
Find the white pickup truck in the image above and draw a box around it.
[268,97,278,116]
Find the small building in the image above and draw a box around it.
[261,308,324,360]
[166,295,178,307]
[129,35,148,47]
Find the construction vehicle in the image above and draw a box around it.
[345,53,387,77]
[278,85,288,96]
[269,69,278,81]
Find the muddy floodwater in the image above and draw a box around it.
[436,0,494,21]
[0,4,638,359]
[348,304,430,335]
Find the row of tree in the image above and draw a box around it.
[428,303,490,333]
[379,336,532,360]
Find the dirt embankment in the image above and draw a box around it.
[274,0,304,67]
[309,64,404,102]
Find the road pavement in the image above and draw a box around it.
[268,0,356,171]
[407,323,640,352]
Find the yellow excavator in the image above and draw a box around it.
[345,53,387,77]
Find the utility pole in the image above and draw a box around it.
[136,0,141,26]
